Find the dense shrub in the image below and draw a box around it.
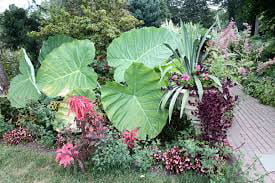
[3,127,33,145]
[0,114,14,137]
[197,80,237,144]
[153,139,231,176]
[30,1,142,56]
[92,131,133,171]
[241,74,275,107]
[0,49,20,80]
[0,5,41,60]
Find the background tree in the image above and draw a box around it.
[0,5,40,58]
[160,0,171,22]
[168,0,214,27]
[128,0,161,27]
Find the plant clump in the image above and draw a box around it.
[3,127,33,145]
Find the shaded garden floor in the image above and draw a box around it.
[228,86,275,183]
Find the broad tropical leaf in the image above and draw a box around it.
[38,35,75,63]
[36,40,98,97]
[107,27,177,82]
[7,49,41,108]
[101,63,168,139]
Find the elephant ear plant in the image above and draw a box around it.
[160,22,221,122]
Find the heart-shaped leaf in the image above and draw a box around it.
[101,63,168,139]
[36,40,98,97]
[38,35,74,63]
[107,27,177,82]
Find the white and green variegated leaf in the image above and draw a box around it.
[208,75,222,87]
[180,89,189,118]
[194,76,203,101]
[36,40,98,97]
[160,86,179,111]
[107,27,177,82]
[38,35,75,63]
[7,49,41,108]
[101,63,168,139]
[168,87,182,122]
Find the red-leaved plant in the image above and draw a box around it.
[197,79,237,144]
[56,96,107,172]
[3,127,33,145]
[56,143,79,168]
[122,128,138,149]
[153,146,206,174]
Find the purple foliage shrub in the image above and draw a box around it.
[198,80,237,144]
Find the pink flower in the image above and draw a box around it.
[196,65,201,71]
[56,143,79,168]
[203,73,209,80]
[122,128,138,149]
[238,67,248,76]
[68,96,93,121]
[181,73,190,81]
[171,74,178,81]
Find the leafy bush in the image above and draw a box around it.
[0,114,14,137]
[154,139,231,176]
[197,80,237,144]
[3,127,33,145]
[0,5,41,59]
[92,131,133,172]
[30,1,142,56]
[0,49,20,80]
[241,74,275,107]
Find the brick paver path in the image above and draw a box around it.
[228,86,275,183]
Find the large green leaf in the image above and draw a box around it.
[38,35,74,63]
[36,40,98,97]
[7,49,41,108]
[107,27,177,82]
[101,63,168,139]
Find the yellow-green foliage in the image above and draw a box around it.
[30,1,142,56]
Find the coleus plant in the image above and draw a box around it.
[160,22,222,121]
[56,96,107,171]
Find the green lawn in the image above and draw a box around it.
[0,144,209,183]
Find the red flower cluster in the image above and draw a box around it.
[3,128,33,145]
[68,96,93,120]
[56,143,79,168]
[122,128,138,149]
[153,147,206,174]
